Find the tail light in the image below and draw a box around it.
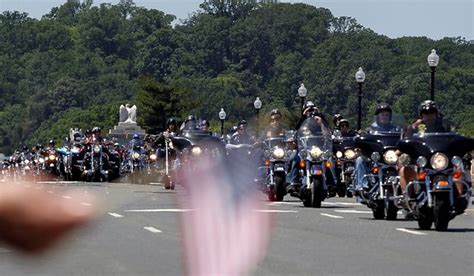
[325,161,331,168]
[264,160,270,166]
[437,180,449,187]
[298,160,306,168]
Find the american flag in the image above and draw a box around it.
[178,153,272,275]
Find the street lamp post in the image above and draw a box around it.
[427,49,439,101]
[355,67,366,130]
[254,97,262,138]
[298,83,307,113]
[219,108,226,136]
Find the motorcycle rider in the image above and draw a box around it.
[333,113,344,129]
[399,101,463,196]
[264,109,287,138]
[338,119,357,137]
[230,120,255,145]
[129,133,143,149]
[354,103,400,193]
[91,127,103,143]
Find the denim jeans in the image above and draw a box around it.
[354,156,369,190]
[287,154,301,184]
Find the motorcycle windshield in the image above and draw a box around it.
[333,137,356,152]
[398,132,474,158]
[297,118,332,151]
[355,131,402,156]
[263,136,286,150]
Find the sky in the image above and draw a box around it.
[0,0,472,40]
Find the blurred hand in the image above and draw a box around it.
[0,183,96,253]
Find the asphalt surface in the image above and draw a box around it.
[0,180,472,276]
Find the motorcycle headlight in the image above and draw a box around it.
[49,155,56,161]
[132,152,140,159]
[451,156,462,167]
[150,154,157,160]
[272,147,285,159]
[39,158,45,163]
[383,150,398,165]
[344,149,356,160]
[191,146,202,156]
[416,156,427,168]
[371,152,380,162]
[310,146,322,159]
[24,160,30,164]
[93,145,100,153]
[430,153,448,171]
[398,153,411,166]
[71,146,80,154]
[336,151,343,158]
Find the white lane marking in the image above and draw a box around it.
[81,202,92,207]
[396,228,427,235]
[149,182,162,185]
[255,210,298,213]
[62,195,72,199]
[108,212,123,218]
[322,202,363,206]
[320,213,344,219]
[267,202,300,206]
[144,227,162,233]
[125,209,192,213]
[334,210,372,214]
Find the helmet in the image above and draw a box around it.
[22,145,28,151]
[339,119,350,127]
[304,101,315,109]
[166,118,177,127]
[92,127,101,133]
[418,100,438,115]
[270,109,281,116]
[375,103,392,115]
[49,139,55,146]
[333,114,344,126]
[36,144,43,150]
[84,129,92,136]
[133,133,140,139]
[238,119,248,125]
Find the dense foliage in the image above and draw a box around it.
[1,0,473,154]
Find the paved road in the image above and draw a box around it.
[0,181,472,276]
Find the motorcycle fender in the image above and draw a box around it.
[273,162,286,172]
[311,164,323,176]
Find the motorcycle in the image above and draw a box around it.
[354,130,402,220]
[397,132,474,231]
[83,142,109,182]
[296,117,334,208]
[333,131,357,198]
[257,134,292,202]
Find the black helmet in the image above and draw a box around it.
[333,114,344,126]
[49,139,55,146]
[166,118,177,127]
[85,129,92,135]
[36,144,43,150]
[200,119,210,128]
[270,109,282,117]
[375,103,392,115]
[418,100,438,115]
[339,119,350,127]
[238,119,248,127]
[92,127,101,133]
[22,145,28,151]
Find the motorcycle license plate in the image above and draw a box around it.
[311,165,323,175]
[274,164,285,172]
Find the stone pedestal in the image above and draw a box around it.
[108,122,146,145]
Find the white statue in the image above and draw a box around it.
[119,103,137,124]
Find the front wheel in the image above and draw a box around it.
[274,173,286,201]
[372,200,385,219]
[312,177,324,208]
[434,195,450,231]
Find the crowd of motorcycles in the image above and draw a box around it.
[1,103,473,232]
